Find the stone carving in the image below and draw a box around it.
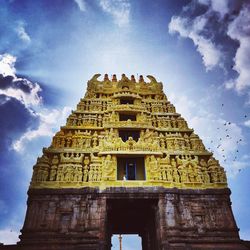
[32,155,50,182]
[102,155,116,181]
[30,74,227,190]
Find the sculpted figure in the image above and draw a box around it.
[88,167,94,181]
[208,157,220,183]
[64,165,74,182]
[49,166,57,181]
[85,138,91,148]
[148,155,160,180]
[200,159,210,183]
[196,166,203,183]
[102,155,116,180]
[83,166,89,182]
[93,166,99,181]
[159,155,170,181]
[56,165,64,181]
[218,168,227,183]
[171,158,177,169]
[92,135,98,148]
[187,164,195,182]
[166,139,174,150]
[174,139,179,150]
[74,166,83,182]
[178,165,188,183]
[115,137,124,151]
[166,165,173,182]
[151,139,160,151]
[126,137,136,150]
[33,155,50,182]
[173,168,180,183]
[84,156,90,168]
[209,167,218,183]
[203,169,210,183]
[160,165,167,180]
[110,111,117,122]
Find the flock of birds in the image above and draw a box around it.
[206,104,248,172]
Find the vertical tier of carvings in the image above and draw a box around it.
[30,74,227,190]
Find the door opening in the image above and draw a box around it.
[117,157,145,180]
[107,199,158,250]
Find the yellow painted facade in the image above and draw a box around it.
[30,74,227,190]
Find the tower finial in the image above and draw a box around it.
[104,73,109,81]
[139,75,144,82]
[112,74,117,82]
[131,75,136,82]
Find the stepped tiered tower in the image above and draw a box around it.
[6,74,248,250]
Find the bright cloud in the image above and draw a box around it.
[99,0,130,27]
[244,119,250,128]
[0,229,19,245]
[74,0,86,12]
[227,4,250,92]
[0,54,16,77]
[0,54,42,107]
[13,107,71,152]
[168,15,222,71]
[0,81,41,107]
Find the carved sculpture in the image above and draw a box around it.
[30,74,227,190]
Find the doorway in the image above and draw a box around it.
[117,157,145,181]
[107,199,158,250]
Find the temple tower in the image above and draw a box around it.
[13,74,248,249]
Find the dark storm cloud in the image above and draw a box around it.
[0,74,34,93]
[0,60,41,153]
[0,95,39,153]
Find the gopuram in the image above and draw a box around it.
[2,74,249,250]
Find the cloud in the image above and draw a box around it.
[227,4,250,92]
[0,77,42,107]
[198,0,229,17]
[0,53,70,155]
[0,54,16,77]
[99,0,130,27]
[168,15,222,71]
[15,22,31,44]
[0,54,41,107]
[13,107,71,152]
[0,228,19,245]
[244,119,250,128]
[169,1,250,101]
[74,0,86,12]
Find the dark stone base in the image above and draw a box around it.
[1,187,249,250]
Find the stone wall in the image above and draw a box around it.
[2,187,245,250]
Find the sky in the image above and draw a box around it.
[0,0,250,248]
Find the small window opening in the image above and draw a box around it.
[119,113,136,121]
[119,130,140,142]
[120,98,134,104]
